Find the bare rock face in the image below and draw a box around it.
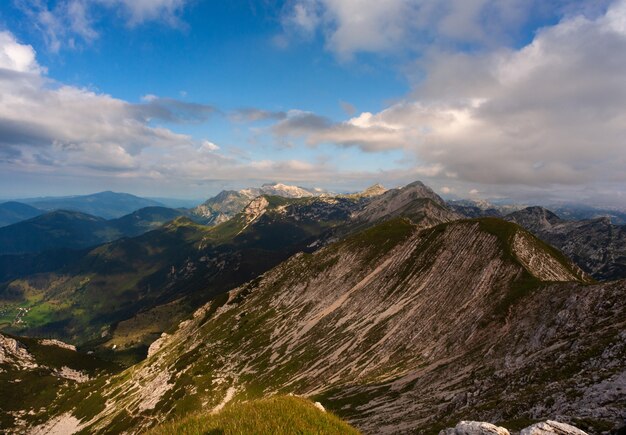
[39,339,76,351]
[439,421,510,435]
[0,333,36,369]
[520,421,588,435]
[243,196,269,224]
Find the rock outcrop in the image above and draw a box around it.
[506,206,626,280]
[0,333,36,369]
[520,421,588,435]
[440,421,510,435]
[440,421,588,435]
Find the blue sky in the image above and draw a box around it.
[1,0,625,206]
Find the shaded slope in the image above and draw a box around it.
[0,202,42,227]
[0,210,113,255]
[35,218,625,435]
[0,207,186,255]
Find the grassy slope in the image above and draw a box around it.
[147,396,360,435]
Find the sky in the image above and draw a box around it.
[0,0,625,205]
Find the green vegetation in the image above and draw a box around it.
[345,217,414,262]
[147,396,360,435]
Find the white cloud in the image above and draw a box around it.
[0,31,43,73]
[200,140,220,152]
[0,31,205,176]
[281,0,609,58]
[273,1,626,196]
[98,0,189,26]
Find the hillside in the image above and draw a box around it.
[506,206,626,280]
[24,217,626,434]
[0,202,42,228]
[0,182,454,361]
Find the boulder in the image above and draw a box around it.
[520,421,588,435]
[439,421,510,435]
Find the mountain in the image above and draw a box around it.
[344,183,387,198]
[0,182,456,362]
[0,201,43,227]
[109,206,186,237]
[191,182,328,224]
[243,182,326,198]
[192,190,255,225]
[21,217,626,434]
[20,191,164,219]
[354,180,460,225]
[0,207,186,255]
[506,206,626,280]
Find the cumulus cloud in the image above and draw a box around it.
[0,30,202,175]
[200,140,220,152]
[281,0,610,58]
[272,1,626,195]
[0,31,44,73]
[14,0,191,51]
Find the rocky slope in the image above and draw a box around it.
[506,207,626,280]
[0,332,116,431]
[353,181,461,226]
[26,217,626,434]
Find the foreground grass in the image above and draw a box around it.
[148,395,360,435]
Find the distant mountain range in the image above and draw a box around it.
[14,191,165,219]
